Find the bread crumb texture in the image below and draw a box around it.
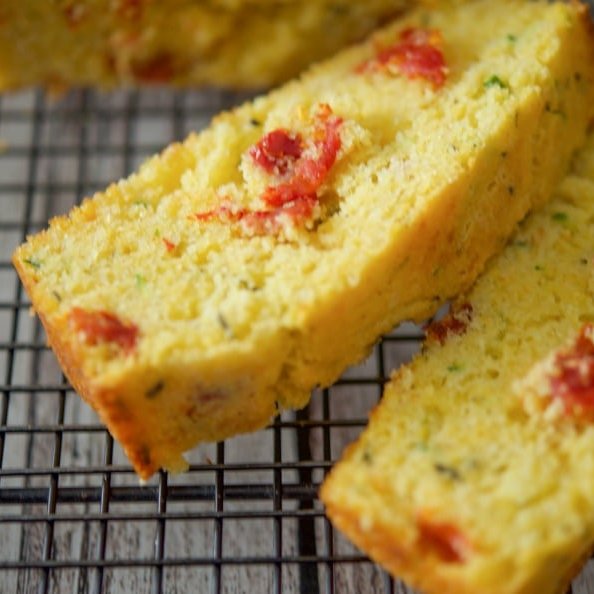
[321,123,594,594]
[13,0,594,479]
[0,0,409,91]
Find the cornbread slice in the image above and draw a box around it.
[13,0,594,479]
[321,132,594,594]
[0,0,407,91]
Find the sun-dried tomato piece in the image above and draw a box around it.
[191,203,247,224]
[357,27,447,88]
[549,324,594,416]
[238,209,279,235]
[69,307,139,355]
[242,195,318,235]
[193,195,318,237]
[162,238,176,252]
[131,53,176,83]
[249,129,303,175]
[116,0,143,20]
[62,3,86,27]
[262,108,343,209]
[193,105,343,236]
[417,516,470,563]
[426,303,473,345]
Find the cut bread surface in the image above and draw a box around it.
[0,0,407,91]
[13,0,594,479]
[321,132,594,594]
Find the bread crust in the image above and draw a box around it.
[15,254,156,477]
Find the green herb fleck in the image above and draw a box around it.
[447,363,462,372]
[24,257,41,269]
[239,279,259,292]
[484,75,508,90]
[552,212,568,222]
[506,34,517,42]
[507,186,515,196]
[218,313,229,330]
[362,450,373,465]
[135,274,146,288]
[52,290,62,302]
[145,380,165,399]
[133,200,149,208]
[580,258,589,265]
[217,312,235,338]
[535,264,544,271]
[434,463,462,481]
[413,442,428,452]
[154,229,161,238]
[513,240,529,248]
[250,118,262,127]
[500,151,508,158]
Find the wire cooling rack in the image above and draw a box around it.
[1,89,593,594]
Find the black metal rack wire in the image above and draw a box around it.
[0,88,591,594]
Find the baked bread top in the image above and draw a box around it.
[13,0,594,479]
[321,130,594,594]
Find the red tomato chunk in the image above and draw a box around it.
[193,104,343,235]
[263,110,342,209]
[69,307,139,355]
[550,324,594,416]
[162,238,176,252]
[426,303,473,345]
[249,129,303,175]
[357,27,447,88]
[417,516,470,563]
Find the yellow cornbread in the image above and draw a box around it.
[13,0,594,480]
[0,0,407,91]
[321,132,594,594]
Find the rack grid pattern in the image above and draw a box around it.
[0,88,592,594]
